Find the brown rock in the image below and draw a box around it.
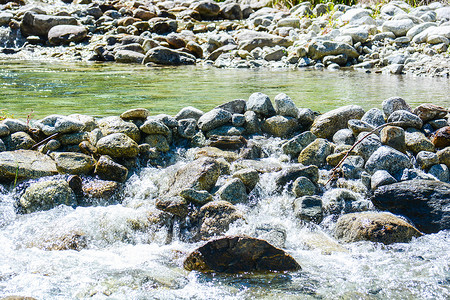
[432,126,450,148]
[380,125,406,152]
[82,179,121,199]
[183,235,301,273]
[413,104,448,122]
[199,200,243,239]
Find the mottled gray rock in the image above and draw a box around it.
[387,110,423,129]
[156,196,188,218]
[298,138,333,167]
[341,27,369,43]
[246,92,275,117]
[178,118,198,139]
[382,97,412,119]
[143,134,169,152]
[98,116,140,142]
[0,124,10,137]
[275,165,319,192]
[232,114,245,127]
[365,146,413,177]
[206,125,244,138]
[361,108,385,128]
[262,115,298,137]
[292,176,316,197]
[354,132,382,161]
[3,132,35,151]
[217,178,247,204]
[372,180,450,233]
[192,0,220,18]
[417,151,439,170]
[310,105,365,139]
[338,8,371,24]
[382,19,414,37]
[322,188,362,214]
[236,30,293,52]
[0,150,58,180]
[198,109,232,132]
[34,115,85,136]
[20,12,77,37]
[307,41,359,60]
[232,168,259,191]
[405,128,434,154]
[293,195,323,223]
[120,108,150,120]
[19,180,76,214]
[180,188,212,205]
[94,155,128,182]
[115,50,145,64]
[198,201,243,239]
[348,119,374,136]
[48,25,87,45]
[220,3,243,20]
[437,147,450,168]
[333,129,355,145]
[143,47,196,66]
[175,106,204,121]
[406,23,437,39]
[1,119,28,133]
[96,133,139,158]
[282,131,317,156]
[58,132,87,146]
[274,93,298,117]
[50,152,95,175]
[243,111,260,135]
[428,164,449,182]
[335,212,421,244]
[371,170,397,190]
[140,119,171,136]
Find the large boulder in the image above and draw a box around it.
[365,146,412,177]
[307,41,359,60]
[0,150,58,181]
[183,236,301,273]
[48,25,87,45]
[310,105,365,139]
[372,180,450,233]
[34,115,85,136]
[19,180,76,213]
[20,12,78,37]
[335,212,422,244]
[143,47,196,66]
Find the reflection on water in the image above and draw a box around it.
[1,60,449,118]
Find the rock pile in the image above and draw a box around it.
[0,0,449,76]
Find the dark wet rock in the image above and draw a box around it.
[115,50,145,64]
[275,165,319,191]
[156,196,188,218]
[96,133,139,158]
[34,115,85,136]
[0,150,58,181]
[143,46,196,66]
[58,132,87,146]
[165,157,221,197]
[413,104,448,122]
[220,3,243,20]
[298,138,332,167]
[322,188,363,215]
[192,0,220,19]
[0,140,5,152]
[20,12,78,37]
[180,188,212,205]
[207,135,246,151]
[217,178,247,204]
[120,108,150,120]
[387,110,423,129]
[432,126,450,148]
[19,180,76,213]
[243,111,260,135]
[307,40,359,60]
[143,134,170,152]
[292,176,316,197]
[0,124,10,137]
[98,116,140,142]
[148,18,177,34]
[381,97,412,119]
[50,152,95,175]
[438,147,450,168]
[371,170,397,190]
[184,235,301,273]
[380,126,406,152]
[293,195,323,223]
[48,25,87,45]
[429,164,449,182]
[335,212,422,244]
[310,105,365,139]
[365,146,412,177]
[205,125,244,138]
[198,200,243,239]
[3,132,35,151]
[94,155,128,182]
[372,180,450,233]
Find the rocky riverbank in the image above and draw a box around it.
[1,93,449,272]
[0,0,449,76]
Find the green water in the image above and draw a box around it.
[1,60,449,119]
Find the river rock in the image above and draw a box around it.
[387,110,423,129]
[120,108,150,120]
[381,97,412,118]
[232,168,259,191]
[372,180,450,233]
[0,124,10,138]
[307,41,359,60]
[361,108,385,127]
[335,212,422,244]
[143,134,169,152]
[429,164,449,182]
[48,25,87,45]
[96,133,139,158]
[413,104,448,122]
[0,150,58,180]
[236,30,292,52]
[246,92,275,117]
[354,132,382,161]
[179,188,212,205]
[382,19,414,37]
[184,235,300,273]
[198,109,232,132]
[98,116,140,142]
[2,119,28,133]
[348,119,374,136]
[215,99,246,114]
[50,152,95,175]
[298,138,332,167]
[322,188,365,214]
[380,126,406,152]
[437,147,450,167]
[175,106,204,121]
[207,135,246,151]
[114,50,145,64]
[156,196,188,218]
[416,151,439,170]
[82,179,121,201]
[140,119,170,136]
[19,180,75,214]
[371,169,397,190]
[292,176,316,197]
[332,129,354,145]
[94,155,128,182]
[34,115,85,136]
[20,12,78,37]
[293,195,323,223]
[282,131,317,157]
[3,132,35,151]
[217,178,247,204]
[405,128,434,154]
[274,93,298,117]
[177,118,198,139]
[195,147,238,163]
[365,146,412,177]
[198,201,243,239]
[310,105,365,139]
[165,157,221,197]
[192,0,220,19]
[275,164,319,192]
[0,140,5,152]
[220,3,243,20]
[262,115,298,137]
[432,126,450,148]
[143,47,196,66]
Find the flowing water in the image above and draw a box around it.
[0,61,450,299]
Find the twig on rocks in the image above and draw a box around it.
[31,132,60,150]
[326,121,402,186]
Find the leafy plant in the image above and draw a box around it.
[0,109,14,121]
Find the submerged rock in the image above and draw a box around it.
[335,212,422,244]
[183,236,301,273]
